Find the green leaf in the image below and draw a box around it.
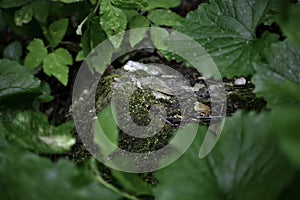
[0,149,121,200]
[111,0,149,9]
[4,111,75,153]
[154,111,294,200]
[33,82,54,107]
[90,0,97,5]
[0,120,8,148]
[277,1,300,50]
[94,104,119,155]
[31,0,49,23]
[252,40,300,108]
[24,39,48,69]
[271,105,300,167]
[81,21,107,56]
[150,27,169,50]
[14,4,33,26]
[3,41,22,61]
[43,48,72,86]
[0,59,40,103]
[129,15,150,47]
[147,9,183,26]
[44,18,69,48]
[75,50,85,61]
[51,0,83,3]
[111,169,153,196]
[100,0,127,48]
[0,0,31,8]
[143,0,181,11]
[175,0,280,78]
[123,10,138,21]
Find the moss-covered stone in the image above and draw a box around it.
[226,84,266,113]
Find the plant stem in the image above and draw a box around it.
[90,158,139,200]
[93,0,102,13]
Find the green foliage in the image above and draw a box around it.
[154,112,294,200]
[3,41,22,60]
[147,9,183,26]
[150,27,169,50]
[143,0,181,11]
[129,15,150,47]
[24,39,73,85]
[24,39,48,69]
[31,0,49,23]
[100,0,127,48]
[252,38,300,168]
[81,20,107,56]
[277,1,300,49]
[94,104,119,155]
[1,0,300,199]
[0,59,41,103]
[252,40,300,108]
[43,18,69,49]
[111,0,149,10]
[111,169,153,196]
[4,111,75,153]
[175,0,279,78]
[0,149,120,200]
[52,0,84,3]
[14,4,33,26]
[271,106,300,167]
[0,0,31,8]
[43,48,73,86]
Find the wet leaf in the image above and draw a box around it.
[147,9,183,26]
[0,148,121,200]
[44,18,69,48]
[81,21,107,56]
[129,15,150,47]
[3,41,22,61]
[51,0,83,3]
[100,0,127,48]
[150,27,169,50]
[33,82,54,106]
[111,0,148,9]
[252,40,300,108]
[123,10,138,22]
[0,0,31,8]
[4,111,75,153]
[271,105,300,167]
[154,111,294,200]
[24,39,48,69]
[277,2,300,50]
[111,169,153,196]
[94,104,119,155]
[0,120,8,148]
[14,4,33,26]
[0,59,40,102]
[175,0,279,77]
[31,0,49,23]
[75,50,84,61]
[43,48,72,86]
[143,0,181,11]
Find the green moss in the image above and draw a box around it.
[227,91,266,113]
[129,88,156,126]
[95,74,120,112]
[118,88,175,153]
